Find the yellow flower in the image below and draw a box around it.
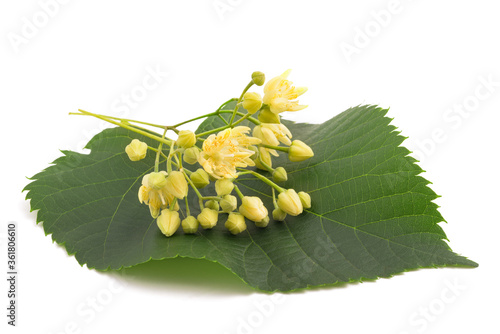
[252,122,293,168]
[165,171,188,199]
[138,171,177,218]
[199,126,261,179]
[125,139,148,161]
[263,70,307,114]
[253,123,292,147]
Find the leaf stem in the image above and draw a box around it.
[261,144,290,153]
[169,98,238,128]
[195,111,259,138]
[70,112,167,130]
[201,196,222,201]
[182,169,204,210]
[272,188,278,209]
[147,147,192,174]
[74,109,172,146]
[176,151,183,170]
[154,127,168,173]
[171,112,218,128]
[218,110,260,125]
[258,154,274,173]
[230,81,254,126]
[233,184,245,200]
[185,196,190,216]
[196,124,231,138]
[169,197,177,211]
[167,141,175,173]
[231,112,252,127]
[147,146,168,160]
[218,114,229,125]
[238,169,285,193]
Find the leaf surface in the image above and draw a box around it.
[24,105,477,291]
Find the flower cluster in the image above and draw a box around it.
[81,70,314,237]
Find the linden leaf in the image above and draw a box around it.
[23,104,477,292]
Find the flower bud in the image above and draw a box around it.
[165,171,188,199]
[148,171,168,190]
[258,107,281,124]
[277,189,303,216]
[197,208,219,229]
[272,167,288,183]
[225,213,247,235]
[288,140,314,162]
[157,209,181,237]
[176,130,197,149]
[181,216,199,234]
[220,194,237,213]
[272,208,287,221]
[239,196,268,222]
[298,191,311,209]
[242,92,263,114]
[190,168,210,188]
[255,215,269,228]
[215,178,234,196]
[205,199,219,211]
[125,139,148,161]
[251,71,265,86]
[183,147,200,165]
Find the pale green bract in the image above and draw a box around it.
[24,104,477,292]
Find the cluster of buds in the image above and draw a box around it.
[85,70,314,237]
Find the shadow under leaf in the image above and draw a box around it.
[107,257,254,295]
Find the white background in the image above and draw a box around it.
[1,1,498,333]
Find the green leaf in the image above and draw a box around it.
[24,104,477,292]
